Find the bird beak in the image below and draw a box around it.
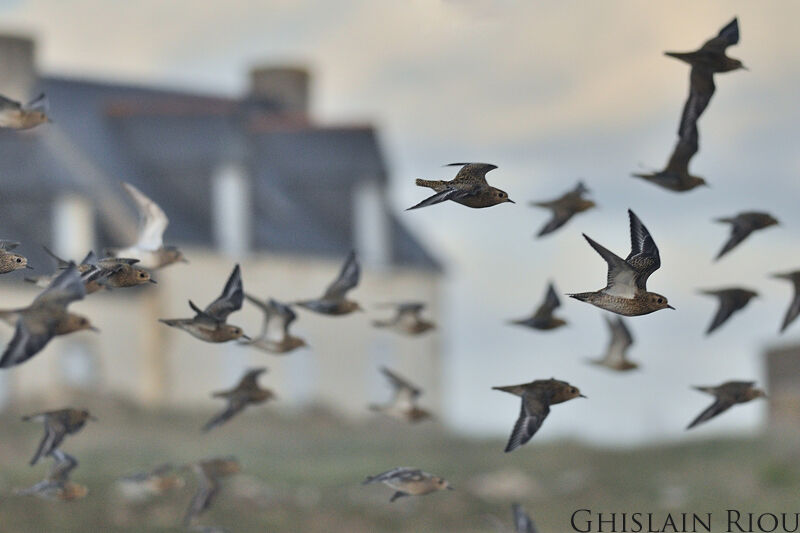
[180,257,190,263]
[507,199,515,204]
[25,265,33,270]
[89,326,100,333]
[579,394,588,399]
[148,279,157,284]
[240,334,252,341]
[667,305,676,310]
[447,485,455,490]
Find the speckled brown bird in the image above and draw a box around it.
[41,248,155,290]
[569,209,673,316]
[372,302,435,336]
[202,368,274,432]
[699,288,758,335]
[772,270,800,333]
[493,378,585,452]
[363,467,453,502]
[116,463,185,502]
[588,315,639,372]
[512,503,538,533]
[295,252,362,315]
[182,456,241,527]
[408,163,514,210]
[510,282,567,331]
[13,450,87,501]
[0,265,92,368]
[369,366,432,423]
[687,381,765,430]
[530,182,595,237]
[240,295,307,354]
[0,240,31,273]
[0,92,50,130]
[107,182,187,269]
[160,264,248,343]
[23,407,95,465]
[714,212,779,260]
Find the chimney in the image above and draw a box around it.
[0,35,36,102]
[249,66,310,114]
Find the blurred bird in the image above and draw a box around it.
[687,381,765,430]
[240,295,307,354]
[41,247,155,289]
[493,378,585,452]
[772,270,800,333]
[510,282,567,330]
[633,125,707,192]
[13,450,87,501]
[0,240,31,273]
[714,212,779,260]
[372,302,435,336]
[530,182,595,237]
[295,252,362,315]
[183,457,241,527]
[22,407,95,465]
[106,182,187,269]
[699,288,758,335]
[369,366,432,423]
[587,315,639,372]
[665,18,745,75]
[0,265,92,368]
[512,503,538,533]
[202,368,274,432]
[569,209,673,316]
[160,264,248,343]
[0,92,50,130]
[362,467,453,502]
[116,463,185,502]
[408,163,514,210]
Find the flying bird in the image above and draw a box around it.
[0,265,93,368]
[633,124,707,192]
[587,315,639,372]
[493,378,585,452]
[512,503,538,533]
[202,368,274,432]
[372,302,435,336]
[22,407,95,465]
[295,252,362,315]
[699,288,758,335]
[116,463,185,502]
[183,457,241,527]
[0,240,32,273]
[569,209,674,316]
[240,295,307,354]
[362,467,453,502]
[107,182,187,269]
[160,264,248,343]
[13,450,87,501]
[530,182,595,237]
[408,163,514,210]
[0,92,50,130]
[687,381,765,430]
[714,212,779,260]
[665,18,745,75]
[369,366,432,423]
[772,271,800,333]
[509,282,567,331]
[39,247,155,290]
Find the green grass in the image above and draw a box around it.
[0,393,796,532]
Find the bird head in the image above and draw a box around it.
[9,254,31,271]
[434,477,454,491]
[647,292,675,311]
[491,188,514,205]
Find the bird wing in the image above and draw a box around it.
[203,264,244,322]
[30,417,68,465]
[605,316,633,363]
[582,234,637,298]
[687,398,733,429]
[781,286,800,333]
[406,186,479,210]
[322,251,360,300]
[0,317,55,369]
[663,127,699,177]
[512,503,537,533]
[122,182,169,251]
[235,368,266,391]
[0,93,21,110]
[625,210,661,290]
[504,392,550,453]
[715,219,751,260]
[381,366,422,404]
[447,162,498,185]
[23,93,49,113]
[537,207,573,237]
[677,67,715,138]
[184,473,220,525]
[363,467,423,484]
[202,397,249,433]
[0,240,19,251]
[268,299,298,336]
[47,450,78,483]
[533,283,560,320]
[699,17,740,54]
[33,264,86,308]
[703,291,741,334]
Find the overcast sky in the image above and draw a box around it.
[3,1,800,445]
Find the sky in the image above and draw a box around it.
[2,0,800,445]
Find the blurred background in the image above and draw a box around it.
[0,1,799,532]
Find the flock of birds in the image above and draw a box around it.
[0,15,794,532]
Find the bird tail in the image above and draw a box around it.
[663,51,695,64]
[415,179,444,190]
[492,385,525,397]
[714,217,735,224]
[567,292,593,303]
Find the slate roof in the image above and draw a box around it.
[0,75,440,271]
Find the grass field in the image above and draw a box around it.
[0,393,798,532]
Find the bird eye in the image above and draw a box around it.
[15,258,21,263]
[139,273,146,278]
[657,298,663,304]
